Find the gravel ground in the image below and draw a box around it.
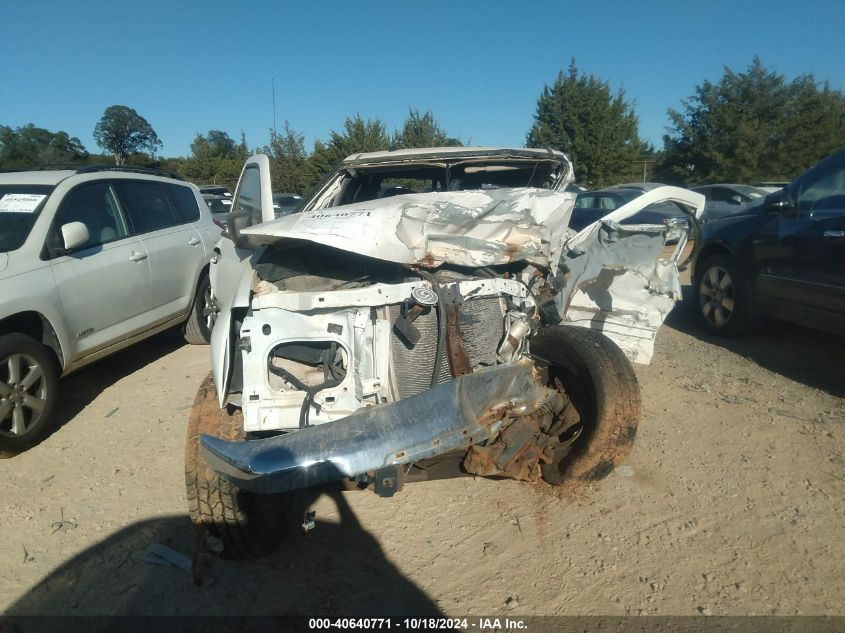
[1,291,843,618]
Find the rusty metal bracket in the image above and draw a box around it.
[446,303,471,377]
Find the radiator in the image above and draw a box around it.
[389,297,506,400]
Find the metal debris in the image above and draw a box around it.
[136,543,193,574]
[50,507,77,534]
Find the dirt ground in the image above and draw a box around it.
[1,286,843,618]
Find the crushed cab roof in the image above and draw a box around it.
[342,146,569,166]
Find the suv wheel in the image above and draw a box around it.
[0,334,59,454]
[184,274,217,345]
[694,253,748,335]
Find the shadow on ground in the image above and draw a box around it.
[7,484,440,617]
[49,328,189,439]
[668,285,845,398]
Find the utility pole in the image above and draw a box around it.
[271,78,277,141]
[632,160,656,182]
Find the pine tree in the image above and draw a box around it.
[527,61,645,187]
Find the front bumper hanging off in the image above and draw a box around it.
[201,362,551,494]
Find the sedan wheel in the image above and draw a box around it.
[699,265,736,327]
[694,253,749,336]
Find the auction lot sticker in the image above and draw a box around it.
[0,193,47,213]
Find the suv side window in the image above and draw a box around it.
[53,182,129,250]
[117,181,178,233]
[165,183,201,223]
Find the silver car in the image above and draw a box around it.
[0,166,221,452]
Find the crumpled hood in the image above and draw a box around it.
[240,188,575,272]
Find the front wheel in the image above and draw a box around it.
[529,326,641,485]
[0,334,59,454]
[185,373,291,559]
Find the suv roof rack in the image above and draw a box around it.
[0,163,184,180]
[0,163,86,173]
[75,164,184,180]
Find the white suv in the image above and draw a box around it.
[0,166,221,452]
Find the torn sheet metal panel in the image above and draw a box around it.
[557,186,705,363]
[200,362,549,494]
[239,188,575,272]
[559,223,680,364]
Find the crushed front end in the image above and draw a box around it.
[200,152,704,498]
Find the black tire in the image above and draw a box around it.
[0,334,60,455]
[529,326,641,485]
[185,372,291,559]
[693,253,749,336]
[184,274,216,345]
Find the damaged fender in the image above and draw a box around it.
[562,186,705,362]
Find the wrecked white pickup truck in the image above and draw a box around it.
[185,147,703,558]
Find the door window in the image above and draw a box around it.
[165,183,201,223]
[117,181,178,234]
[795,155,845,219]
[233,165,262,223]
[53,182,129,250]
[598,196,619,210]
[575,195,597,209]
[710,187,732,202]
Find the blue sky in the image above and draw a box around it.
[3,0,845,157]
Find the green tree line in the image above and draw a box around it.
[3,58,844,194]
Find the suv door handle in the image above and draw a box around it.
[188,237,201,246]
[823,229,844,238]
[129,251,148,262]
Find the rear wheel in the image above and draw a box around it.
[693,253,749,336]
[185,373,291,558]
[0,334,59,455]
[184,274,217,345]
[529,326,641,484]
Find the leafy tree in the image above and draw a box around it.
[391,108,459,149]
[657,57,845,184]
[181,129,248,189]
[204,130,237,158]
[0,124,88,167]
[262,122,312,194]
[527,61,645,187]
[309,114,390,184]
[93,105,162,165]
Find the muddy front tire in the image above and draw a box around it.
[529,326,641,485]
[185,373,291,558]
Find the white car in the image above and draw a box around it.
[0,166,221,452]
[186,148,704,558]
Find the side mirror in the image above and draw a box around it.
[60,222,90,251]
[730,195,743,205]
[764,189,795,213]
